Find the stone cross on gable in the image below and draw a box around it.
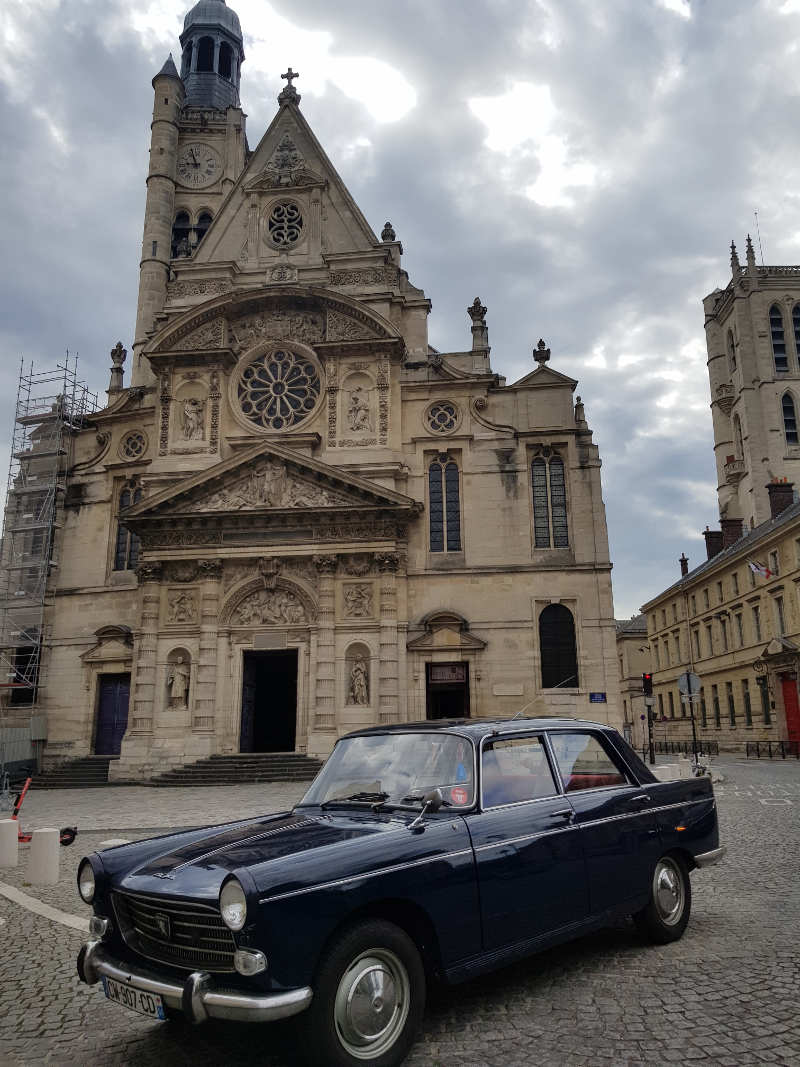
[278,67,301,104]
[533,338,551,366]
[281,67,299,88]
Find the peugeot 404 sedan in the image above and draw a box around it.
[76,718,723,1066]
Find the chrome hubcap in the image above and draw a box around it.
[334,948,410,1059]
[653,858,684,925]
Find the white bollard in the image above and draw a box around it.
[0,819,18,868]
[29,827,60,885]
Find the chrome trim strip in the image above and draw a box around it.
[259,848,474,905]
[474,825,576,853]
[694,845,726,867]
[77,940,312,1023]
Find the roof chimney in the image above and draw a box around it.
[679,553,689,577]
[766,479,794,520]
[703,526,724,559]
[720,517,744,548]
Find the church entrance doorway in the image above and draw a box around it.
[94,673,130,755]
[240,650,298,752]
[426,662,469,720]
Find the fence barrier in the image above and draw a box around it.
[652,740,719,757]
[746,740,800,760]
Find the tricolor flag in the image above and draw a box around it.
[748,559,772,579]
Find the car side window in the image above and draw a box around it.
[548,732,630,792]
[482,735,558,807]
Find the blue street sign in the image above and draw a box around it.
[589,692,607,703]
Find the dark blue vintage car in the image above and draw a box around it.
[76,718,723,1065]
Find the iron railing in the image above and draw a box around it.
[746,740,800,760]
[652,739,719,757]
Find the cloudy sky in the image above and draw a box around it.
[3,0,800,617]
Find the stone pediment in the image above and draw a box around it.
[407,611,487,652]
[123,439,421,521]
[511,365,578,390]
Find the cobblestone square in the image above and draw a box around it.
[1,757,799,1065]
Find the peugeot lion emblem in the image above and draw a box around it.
[155,913,171,939]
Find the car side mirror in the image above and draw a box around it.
[423,788,444,813]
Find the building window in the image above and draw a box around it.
[219,41,233,80]
[539,604,578,689]
[742,679,753,726]
[653,643,660,670]
[795,538,800,567]
[733,414,744,459]
[171,211,191,258]
[429,457,461,552]
[735,612,744,648]
[758,678,771,725]
[727,328,736,372]
[197,36,214,72]
[774,595,786,636]
[752,604,762,642]
[700,687,707,728]
[732,572,739,596]
[672,602,678,622]
[770,305,788,372]
[113,484,142,571]
[668,691,675,719]
[705,623,714,657]
[793,304,800,363]
[692,628,701,660]
[662,639,670,667]
[690,594,696,615]
[658,693,664,718]
[749,566,756,589]
[703,588,710,610]
[720,617,729,652]
[782,394,798,445]
[717,581,723,604]
[712,684,721,728]
[672,633,681,661]
[195,211,213,246]
[531,454,569,549]
[661,609,667,627]
[726,681,736,726]
[769,550,780,578]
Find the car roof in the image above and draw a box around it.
[341,716,615,742]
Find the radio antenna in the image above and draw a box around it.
[755,210,765,266]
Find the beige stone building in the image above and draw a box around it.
[1,1,622,780]
[615,615,650,754]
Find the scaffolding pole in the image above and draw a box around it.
[0,354,99,777]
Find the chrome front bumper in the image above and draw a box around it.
[694,846,726,868]
[77,940,312,1024]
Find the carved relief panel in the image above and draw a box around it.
[337,366,376,448]
[165,587,198,625]
[341,582,375,620]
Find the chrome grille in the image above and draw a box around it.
[112,891,236,973]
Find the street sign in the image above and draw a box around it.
[677,671,702,695]
[644,696,654,706]
[680,693,701,704]
[589,692,607,703]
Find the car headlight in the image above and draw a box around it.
[78,859,95,904]
[219,878,247,931]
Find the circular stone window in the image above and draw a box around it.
[237,347,321,431]
[267,200,303,248]
[119,431,147,459]
[426,401,461,434]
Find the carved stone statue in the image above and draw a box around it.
[167,590,196,624]
[344,584,372,618]
[167,655,191,708]
[347,386,371,432]
[181,398,205,440]
[348,658,369,705]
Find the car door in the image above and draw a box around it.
[467,733,588,952]
[546,729,660,917]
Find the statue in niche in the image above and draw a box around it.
[167,655,191,708]
[344,584,372,618]
[167,589,196,623]
[348,658,369,705]
[181,398,205,440]
[347,386,371,432]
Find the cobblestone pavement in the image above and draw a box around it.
[2,758,800,1066]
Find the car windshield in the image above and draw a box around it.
[298,732,476,809]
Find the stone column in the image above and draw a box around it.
[131,562,162,733]
[194,559,222,734]
[377,553,399,724]
[313,554,337,731]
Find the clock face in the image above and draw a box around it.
[176,143,220,188]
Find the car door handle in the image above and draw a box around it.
[549,808,574,820]
[627,794,650,806]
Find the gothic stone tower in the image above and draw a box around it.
[704,237,800,528]
[37,0,621,778]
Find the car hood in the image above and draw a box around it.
[114,809,430,902]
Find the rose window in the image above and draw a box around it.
[238,349,321,430]
[427,401,460,434]
[268,201,303,247]
[120,432,147,459]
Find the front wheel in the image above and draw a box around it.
[633,854,691,944]
[296,919,425,1067]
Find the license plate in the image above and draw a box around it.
[101,976,166,1020]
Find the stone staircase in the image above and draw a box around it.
[149,752,325,787]
[30,756,120,789]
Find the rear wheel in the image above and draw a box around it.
[634,854,691,943]
[296,919,425,1067]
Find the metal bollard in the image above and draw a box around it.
[0,819,18,868]
[29,827,60,884]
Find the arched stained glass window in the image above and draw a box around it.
[539,604,578,689]
[429,457,461,552]
[531,453,569,549]
[770,305,788,372]
[114,486,142,571]
[783,393,798,445]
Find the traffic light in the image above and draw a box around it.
[642,672,653,696]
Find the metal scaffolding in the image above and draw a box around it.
[0,356,98,774]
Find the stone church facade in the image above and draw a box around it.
[35,1,621,778]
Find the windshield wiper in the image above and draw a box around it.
[400,793,452,807]
[320,791,390,810]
